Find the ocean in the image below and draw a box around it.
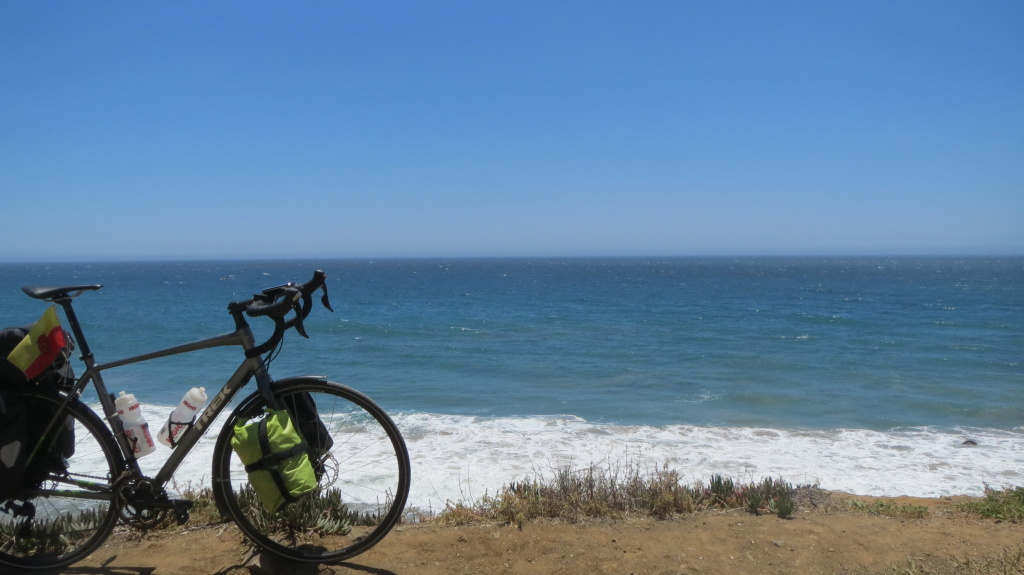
[1,257,1021,509]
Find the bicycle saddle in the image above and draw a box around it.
[22,284,103,301]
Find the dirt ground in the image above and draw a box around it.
[22,494,1024,575]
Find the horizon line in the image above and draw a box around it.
[3,252,1023,266]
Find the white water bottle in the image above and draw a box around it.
[157,387,208,448]
[115,391,156,458]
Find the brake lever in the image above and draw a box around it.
[300,292,314,319]
[291,293,309,339]
[320,282,333,312]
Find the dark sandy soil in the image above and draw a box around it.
[47,494,1023,575]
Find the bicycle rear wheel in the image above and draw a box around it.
[0,390,122,571]
[212,378,410,563]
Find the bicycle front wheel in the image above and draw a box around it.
[0,390,122,571]
[212,379,410,563]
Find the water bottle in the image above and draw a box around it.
[114,391,156,458]
[157,387,208,448]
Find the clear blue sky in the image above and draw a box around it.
[2,1,1022,261]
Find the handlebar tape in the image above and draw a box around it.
[240,270,332,358]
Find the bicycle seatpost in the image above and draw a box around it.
[53,298,95,366]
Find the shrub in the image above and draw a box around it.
[958,486,1024,522]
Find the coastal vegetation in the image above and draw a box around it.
[136,468,1022,574]
[158,465,1024,529]
[435,465,802,526]
[957,485,1024,522]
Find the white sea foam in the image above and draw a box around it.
[83,406,1023,512]
[394,413,1023,512]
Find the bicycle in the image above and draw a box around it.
[0,270,411,570]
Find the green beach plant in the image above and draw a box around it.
[767,491,796,519]
[745,488,766,515]
[236,484,355,543]
[0,507,108,558]
[958,485,1024,522]
[707,473,736,507]
[743,477,796,518]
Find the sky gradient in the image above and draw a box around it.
[2,1,1022,261]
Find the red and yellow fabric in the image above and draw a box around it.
[8,306,67,380]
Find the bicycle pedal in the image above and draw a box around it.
[171,499,193,524]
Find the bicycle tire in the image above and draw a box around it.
[0,390,122,571]
[212,379,411,563]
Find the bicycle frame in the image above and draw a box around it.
[55,298,279,489]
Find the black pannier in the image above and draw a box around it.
[0,327,32,501]
[283,392,334,480]
[0,325,77,501]
[0,388,29,501]
[0,327,28,388]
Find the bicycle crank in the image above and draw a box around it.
[113,476,193,528]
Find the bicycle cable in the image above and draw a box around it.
[262,335,285,369]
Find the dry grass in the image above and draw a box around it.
[436,462,800,526]
[881,545,1024,575]
[844,498,931,519]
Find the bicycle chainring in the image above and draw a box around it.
[113,476,168,529]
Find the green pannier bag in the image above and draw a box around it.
[230,409,318,513]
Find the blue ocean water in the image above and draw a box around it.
[1,257,1021,505]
